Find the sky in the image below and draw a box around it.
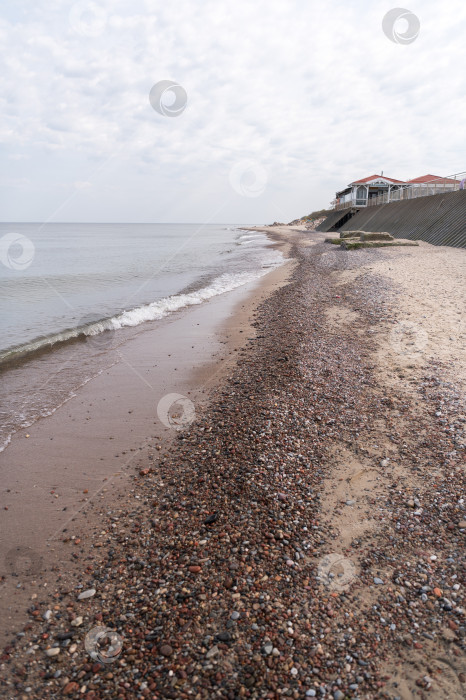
[1,0,465,223]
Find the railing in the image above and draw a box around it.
[333,171,466,211]
[334,199,354,211]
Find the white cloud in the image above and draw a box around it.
[0,0,465,222]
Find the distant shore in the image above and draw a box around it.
[1,228,465,699]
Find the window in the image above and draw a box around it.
[355,186,367,205]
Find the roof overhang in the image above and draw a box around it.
[335,186,351,197]
[349,177,404,186]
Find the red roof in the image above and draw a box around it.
[407,174,459,184]
[350,174,406,185]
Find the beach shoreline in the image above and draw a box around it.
[0,232,293,648]
[1,227,465,699]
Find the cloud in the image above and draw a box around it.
[0,0,465,222]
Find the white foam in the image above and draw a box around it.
[0,252,284,365]
[111,263,282,330]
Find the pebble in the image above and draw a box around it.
[230,611,240,620]
[70,616,83,627]
[159,644,173,657]
[77,588,96,600]
[373,577,384,585]
[45,648,60,657]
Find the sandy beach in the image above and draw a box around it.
[1,228,465,699]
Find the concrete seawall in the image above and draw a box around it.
[318,190,466,248]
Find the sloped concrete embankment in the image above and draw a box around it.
[321,190,466,248]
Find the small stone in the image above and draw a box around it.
[263,643,273,655]
[45,647,60,657]
[216,631,231,642]
[346,500,355,506]
[206,645,219,658]
[290,667,298,676]
[306,691,316,698]
[203,512,218,525]
[77,589,96,600]
[230,611,240,620]
[43,610,52,621]
[373,577,384,585]
[70,616,83,627]
[159,644,173,657]
[334,692,345,700]
[188,565,201,574]
[63,682,80,695]
[458,521,466,529]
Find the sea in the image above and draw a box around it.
[0,223,283,452]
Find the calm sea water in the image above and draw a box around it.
[0,223,283,450]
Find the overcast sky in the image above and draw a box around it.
[1,0,465,223]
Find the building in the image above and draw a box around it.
[334,173,461,210]
[335,174,406,208]
[406,174,459,193]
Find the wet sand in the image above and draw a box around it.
[1,228,465,699]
